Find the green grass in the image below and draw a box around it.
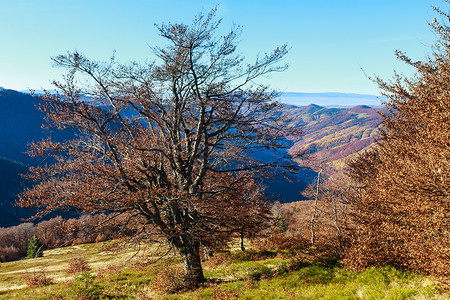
[0,243,448,299]
[181,261,446,300]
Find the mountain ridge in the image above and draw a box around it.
[0,89,76,227]
[0,88,385,227]
[280,92,386,107]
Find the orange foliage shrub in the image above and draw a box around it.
[22,267,53,288]
[251,233,307,251]
[343,4,450,277]
[151,264,185,293]
[66,255,91,275]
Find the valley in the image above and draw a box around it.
[0,89,384,227]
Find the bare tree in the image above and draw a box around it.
[229,183,273,252]
[18,9,299,284]
[309,167,322,247]
[302,170,348,251]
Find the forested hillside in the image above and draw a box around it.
[0,157,31,226]
[285,104,386,169]
[0,89,384,227]
[0,90,73,227]
[0,90,44,226]
[0,90,47,164]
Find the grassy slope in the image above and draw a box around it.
[0,242,447,299]
[0,242,141,292]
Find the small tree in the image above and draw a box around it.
[27,235,44,258]
[301,172,348,251]
[227,182,273,252]
[19,9,299,284]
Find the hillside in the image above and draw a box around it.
[285,104,386,169]
[0,89,48,164]
[0,241,445,299]
[0,157,33,226]
[0,89,73,227]
[0,89,385,227]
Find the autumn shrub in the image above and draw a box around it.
[94,234,107,244]
[211,284,245,299]
[151,264,186,293]
[238,249,279,262]
[251,232,307,251]
[66,255,91,275]
[203,252,230,269]
[72,237,90,246]
[95,264,121,279]
[22,267,53,288]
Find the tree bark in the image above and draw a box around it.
[240,228,245,252]
[180,241,205,285]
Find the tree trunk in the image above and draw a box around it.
[180,241,205,285]
[240,228,245,252]
[332,197,342,250]
[310,169,322,247]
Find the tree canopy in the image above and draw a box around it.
[18,9,298,284]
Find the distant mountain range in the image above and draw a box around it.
[16,89,384,106]
[0,88,385,227]
[284,103,386,169]
[18,90,385,107]
[280,92,386,107]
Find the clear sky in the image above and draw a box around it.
[0,0,443,95]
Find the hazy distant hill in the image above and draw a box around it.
[280,92,385,107]
[285,104,386,169]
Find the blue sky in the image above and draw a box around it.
[0,0,443,95]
